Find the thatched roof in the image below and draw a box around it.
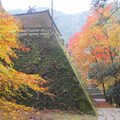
[13,10,62,37]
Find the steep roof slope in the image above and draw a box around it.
[13,10,62,37]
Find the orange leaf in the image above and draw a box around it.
[18,46,21,50]
[43,81,47,84]
[14,85,19,89]
[44,87,49,90]
[30,81,34,84]
[22,46,26,51]
[27,48,30,53]
[40,83,43,86]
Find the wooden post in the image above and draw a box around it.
[115,80,119,108]
[51,0,53,34]
[39,28,41,35]
[27,27,29,35]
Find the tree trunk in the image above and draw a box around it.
[114,0,120,20]
[102,82,107,101]
[118,79,120,108]
[115,80,119,108]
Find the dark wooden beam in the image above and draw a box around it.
[51,0,53,34]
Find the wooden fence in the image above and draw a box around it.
[19,26,64,45]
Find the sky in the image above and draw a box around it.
[2,0,92,14]
[2,0,119,14]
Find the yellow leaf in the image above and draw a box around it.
[3,113,8,117]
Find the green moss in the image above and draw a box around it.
[13,35,94,114]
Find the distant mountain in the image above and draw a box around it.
[8,7,89,44]
[53,10,89,44]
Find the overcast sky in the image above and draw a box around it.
[2,0,118,14]
[2,0,92,14]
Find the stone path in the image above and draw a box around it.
[94,99,119,120]
[87,84,120,120]
[97,108,120,120]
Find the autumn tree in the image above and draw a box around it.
[68,3,120,100]
[91,0,120,20]
[91,0,108,8]
[0,6,51,118]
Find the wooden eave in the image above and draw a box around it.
[13,9,62,37]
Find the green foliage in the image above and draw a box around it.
[88,62,120,81]
[107,81,120,107]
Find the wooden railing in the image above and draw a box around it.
[106,95,113,105]
[19,27,52,35]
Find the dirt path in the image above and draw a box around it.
[93,99,116,108]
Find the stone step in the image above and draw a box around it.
[94,99,106,102]
[91,93,105,99]
[88,88,101,94]
[87,84,105,99]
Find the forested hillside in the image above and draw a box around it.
[8,7,89,44]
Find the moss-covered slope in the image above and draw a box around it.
[13,35,94,114]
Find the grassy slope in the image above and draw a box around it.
[0,109,98,120]
[13,35,94,114]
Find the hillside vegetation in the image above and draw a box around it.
[13,35,94,114]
